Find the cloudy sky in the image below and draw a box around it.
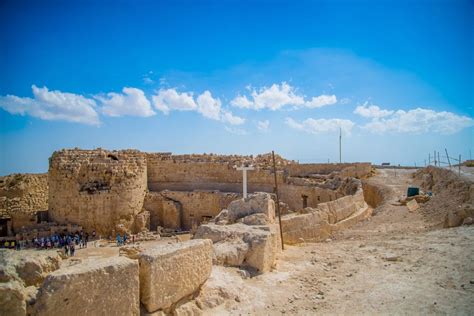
[0,0,472,174]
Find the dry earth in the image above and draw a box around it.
[201,168,474,315]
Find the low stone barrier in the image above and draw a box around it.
[139,239,213,313]
[32,257,139,316]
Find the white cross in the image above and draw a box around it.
[236,165,254,198]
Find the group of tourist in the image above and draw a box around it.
[1,230,97,255]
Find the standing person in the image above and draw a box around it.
[116,233,121,246]
[70,243,75,256]
[64,244,69,257]
[85,232,89,248]
[123,233,127,245]
[92,230,96,240]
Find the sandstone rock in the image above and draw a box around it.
[240,213,270,225]
[119,245,145,260]
[0,281,26,316]
[32,257,139,316]
[139,239,213,313]
[462,217,473,225]
[217,193,275,224]
[0,249,62,287]
[173,301,203,316]
[194,223,280,273]
[444,210,464,228]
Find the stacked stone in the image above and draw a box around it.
[48,149,148,235]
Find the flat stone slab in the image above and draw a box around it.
[32,256,139,316]
[139,239,213,313]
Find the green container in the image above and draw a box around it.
[407,187,419,197]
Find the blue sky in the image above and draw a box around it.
[0,0,473,175]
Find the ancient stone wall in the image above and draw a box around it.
[48,149,147,235]
[286,162,372,178]
[144,190,240,231]
[281,178,371,244]
[0,173,48,233]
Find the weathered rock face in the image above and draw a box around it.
[0,249,62,287]
[0,173,48,233]
[214,192,275,225]
[48,149,147,235]
[194,193,281,273]
[194,223,280,273]
[0,281,26,316]
[32,256,139,316]
[139,239,213,313]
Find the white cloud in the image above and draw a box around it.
[152,88,197,115]
[231,82,337,110]
[362,108,474,135]
[221,110,245,125]
[305,94,338,108]
[285,117,355,135]
[196,90,221,120]
[0,85,100,125]
[152,88,245,125]
[231,95,253,108]
[257,120,270,131]
[354,102,394,118]
[224,126,248,135]
[98,87,155,117]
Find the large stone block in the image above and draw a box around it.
[0,281,26,316]
[32,257,139,316]
[215,192,275,224]
[139,239,213,313]
[194,223,280,273]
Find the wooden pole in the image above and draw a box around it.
[428,153,431,165]
[434,151,436,166]
[339,127,342,164]
[272,151,284,250]
[438,152,440,166]
[459,154,461,176]
[445,148,452,168]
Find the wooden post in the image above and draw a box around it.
[438,152,441,166]
[459,154,461,176]
[445,148,452,168]
[434,151,436,166]
[272,151,284,250]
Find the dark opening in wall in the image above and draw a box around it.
[0,219,10,237]
[107,154,119,161]
[37,210,49,223]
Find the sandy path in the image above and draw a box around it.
[204,168,474,315]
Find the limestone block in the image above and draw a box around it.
[32,257,139,316]
[216,193,275,224]
[194,223,280,273]
[0,281,26,316]
[139,239,213,313]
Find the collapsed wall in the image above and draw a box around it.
[0,173,48,234]
[48,149,148,235]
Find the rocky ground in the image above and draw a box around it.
[197,168,474,315]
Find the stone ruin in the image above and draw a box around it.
[0,148,378,315]
[1,148,373,240]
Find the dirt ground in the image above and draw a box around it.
[202,168,474,315]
